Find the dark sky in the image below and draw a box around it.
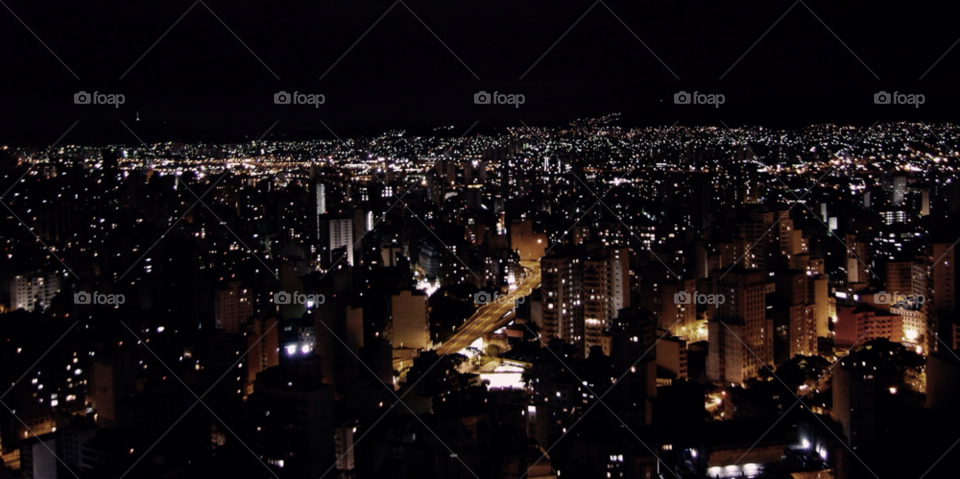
[1,0,959,144]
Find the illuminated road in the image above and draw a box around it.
[435,260,541,356]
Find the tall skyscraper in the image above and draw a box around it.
[245,317,279,394]
[845,234,871,285]
[892,175,907,207]
[932,243,956,312]
[214,281,253,333]
[19,435,57,479]
[320,217,355,266]
[834,360,876,450]
[601,307,657,425]
[882,260,926,299]
[741,208,793,270]
[316,181,327,218]
[639,277,698,339]
[247,356,335,478]
[708,269,772,383]
[774,269,817,359]
[333,418,358,476]
[312,180,328,243]
[541,246,630,356]
[315,296,363,392]
[10,272,60,312]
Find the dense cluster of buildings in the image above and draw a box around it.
[1,119,960,478]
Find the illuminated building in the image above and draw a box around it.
[213,281,253,334]
[10,272,60,312]
[708,269,771,383]
[774,269,817,359]
[882,260,926,300]
[320,217,355,266]
[333,417,358,477]
[640,277,698,339]
[541,246,630,356]
[655,332,688,381]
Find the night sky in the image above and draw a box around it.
[2,0,960,143]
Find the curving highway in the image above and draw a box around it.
[435,260,541,356]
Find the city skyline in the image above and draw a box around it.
[3,116,960,478]
[4,1,960,479]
